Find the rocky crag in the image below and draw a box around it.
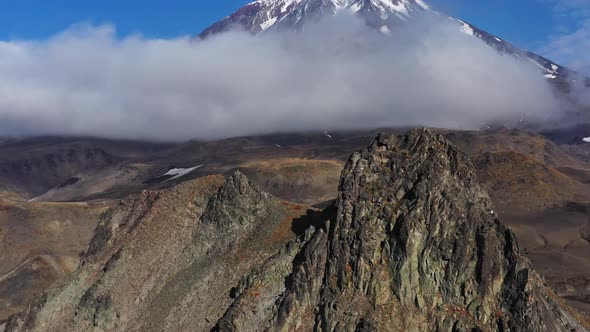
[4,129,588,331]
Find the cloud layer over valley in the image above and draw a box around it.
[0,15,563,141]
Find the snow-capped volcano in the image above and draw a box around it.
[200,0,431,37]
[199,0,569,81]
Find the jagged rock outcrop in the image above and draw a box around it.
[4,129,588,331]
[263,129,588,331]
[4,172,316,332]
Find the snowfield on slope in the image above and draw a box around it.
[161,165,204,182]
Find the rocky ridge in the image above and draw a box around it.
[263,129,587,331]
[4,129,588,331]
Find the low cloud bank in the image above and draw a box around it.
[0,15,563,141]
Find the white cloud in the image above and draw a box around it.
[543,19,590,73]
[549,0,590,16]
[0,16,562,141]
[539,0,590,73]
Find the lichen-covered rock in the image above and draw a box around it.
[267,129,588,331]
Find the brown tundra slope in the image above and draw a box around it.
[0,199,107,322]
[4,129,589,332]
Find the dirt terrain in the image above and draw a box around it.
[0,198,108,321]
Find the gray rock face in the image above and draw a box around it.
[265,129,587,331]
[3,129,588,331]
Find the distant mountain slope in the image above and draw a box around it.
[199,0,571,82]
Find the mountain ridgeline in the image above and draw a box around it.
[199,0,570,82]
[4,129,588,331]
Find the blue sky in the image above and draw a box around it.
[0,1,241,39]
[430,0,555,50]
[0,0,588,70]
